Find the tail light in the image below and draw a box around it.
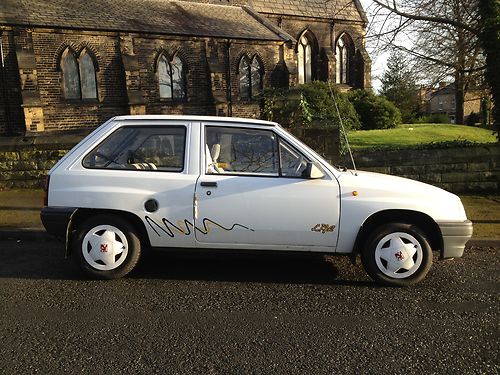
[43,175,50,206]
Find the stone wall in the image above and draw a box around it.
[4,133,495,193]
[0,128,500,193]
[0,134,85,189]
[0,126,341,189]
[290,127,340,164]
[350,145,500,193]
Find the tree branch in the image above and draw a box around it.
[371,0,480,35]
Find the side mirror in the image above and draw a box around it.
[303,162,325,179]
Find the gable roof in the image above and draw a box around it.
[0,0,289,41]
[430,84,455,98]
[247,0,367,23]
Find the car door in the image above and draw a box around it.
[194,123,340,250]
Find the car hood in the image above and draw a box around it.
[336,169,467,221]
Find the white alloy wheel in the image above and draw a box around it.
[362,223,433,286]
[374,232,423,279]
[81,224,129,271]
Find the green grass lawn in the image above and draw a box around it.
[348,123,497,150]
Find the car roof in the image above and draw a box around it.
[113,115,279,127]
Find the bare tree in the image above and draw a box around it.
[363,0,485,125]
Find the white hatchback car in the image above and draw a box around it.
[41,115,472,286]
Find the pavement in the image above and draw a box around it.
[0,189,499,246]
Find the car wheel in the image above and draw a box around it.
[361,223,432,286]
[73,214,141,279]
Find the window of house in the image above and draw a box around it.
[83,126,186,172]
[61,48,98,100]
[158,54,186,100]
[335,34,352,85]
[298,35,312,84]
[239,55,263,100]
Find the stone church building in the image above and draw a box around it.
[0,0,371,134]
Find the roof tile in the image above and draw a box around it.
[0,0,285,41]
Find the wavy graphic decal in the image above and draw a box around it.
[145,216,254,238]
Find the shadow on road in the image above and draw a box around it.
[0,239,375,286]
[133,250,358,285]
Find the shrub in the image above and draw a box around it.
[466,112,480,126]
[428,113,450,123]
[347,89,402,130]
[261,81,360,130]
[414,113,450,124]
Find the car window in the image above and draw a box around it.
[205,126,279,176]
[83,126,186,172]
[279,139,309,177]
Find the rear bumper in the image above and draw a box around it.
[40,207,76,237]
[437,220,473,259]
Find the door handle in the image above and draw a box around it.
[200,181,217,187]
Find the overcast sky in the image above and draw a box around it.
[359,0,387,92]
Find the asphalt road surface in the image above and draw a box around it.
[0,239,498,374]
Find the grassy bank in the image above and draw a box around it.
[348,123,497,150]
[461,195,500,238]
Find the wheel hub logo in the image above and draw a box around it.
[100,244,108,253]
[394,251,404,261]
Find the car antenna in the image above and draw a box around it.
[328,81,358,176]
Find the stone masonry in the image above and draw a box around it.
[0,0,371,134]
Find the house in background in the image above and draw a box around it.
[0,0,371,135]
[428,83,489,124]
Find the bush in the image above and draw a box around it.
[260,81,361,130]
[466,112,480,126]
[415,114,450,124]
[347,90,402,130]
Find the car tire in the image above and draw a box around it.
[73,214,141,279]
[361,223,433,287]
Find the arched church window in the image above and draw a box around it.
[61,47,98,100]
[239,55,263,100]
[61,49,80,99]
[158,53,186,100]
[297,35,312,84]
[79,51,98,99]
[336,34,353,85]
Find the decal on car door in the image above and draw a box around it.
[145,216,254,238]
[311,223,336,234]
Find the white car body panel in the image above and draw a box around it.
[195,174,339,248]
[334,170,468,253]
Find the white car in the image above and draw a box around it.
[41,115,472,286]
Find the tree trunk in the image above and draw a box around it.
[479,0,500,139]
[455,72,465,124]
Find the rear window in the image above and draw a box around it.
[82,126,186,172]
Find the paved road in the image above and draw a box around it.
[0,239,498,374]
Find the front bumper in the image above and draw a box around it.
[437,220,473,259]
[40,207,76,237]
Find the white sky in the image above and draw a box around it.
[360,0,388,92]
